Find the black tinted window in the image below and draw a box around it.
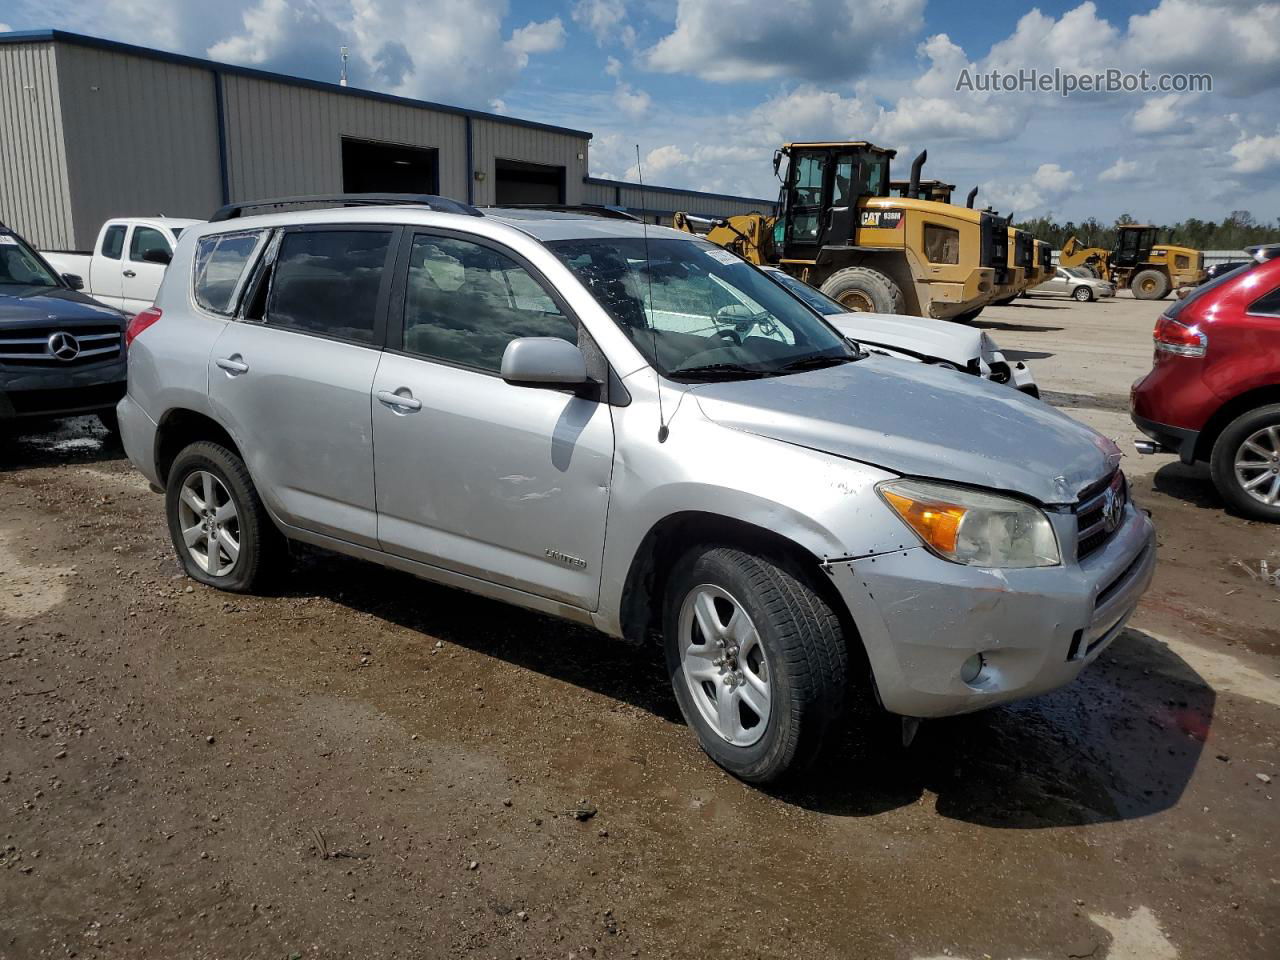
[266,230,393,345]
[1249,285,1280,316]
[130,226,170,261]
[193,232,261,314]
[101,225,126,260]
[402,234,576,372]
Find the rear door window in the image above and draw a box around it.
[100,225,126,260]
[193,231,262,315]
[1248,285,1280,317]
[264,229,395,345]
[401,233,576,372]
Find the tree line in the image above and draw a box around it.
[1013,211,1280,251]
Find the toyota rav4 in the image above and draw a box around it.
[117,196,1155,784]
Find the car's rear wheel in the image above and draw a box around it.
[1210,405,1280,522]
[663,546,848,783]
[1073,285,1094,302]
[165,441,285,591]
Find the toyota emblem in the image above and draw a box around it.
[1101,482,1124,533]
[47,331,81,362]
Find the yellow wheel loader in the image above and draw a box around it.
[988,225,1036,305]
[674,143,1000,321]
[1059,224,1206,299]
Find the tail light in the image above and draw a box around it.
[1154,314,1206,357]
[125,306,161,348]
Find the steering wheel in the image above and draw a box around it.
[713,328,742,346]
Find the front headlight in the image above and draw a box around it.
[877,478,1060,568]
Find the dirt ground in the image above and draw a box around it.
[2,291,1277,960]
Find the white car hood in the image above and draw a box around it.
[826,312,985,367]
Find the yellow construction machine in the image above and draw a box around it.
[1059,224,1206,299]
[674,144,1002,320]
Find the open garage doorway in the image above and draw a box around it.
[342,137,439,194]
[494,159,565,204]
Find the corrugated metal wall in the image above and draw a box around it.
[220,74,473,202]
[55,44,222,249]
[0,42,73,249]
[470,117,587,205]
[582,178,773,225]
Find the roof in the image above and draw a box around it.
[583,177,774,207]
[783,141,897,157]
[890,179,956,191]
[0,29,592,140]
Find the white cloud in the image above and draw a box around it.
[1130,94,1193,135]
[1123,0,1280,93]
[506,17,566,68]
[0,22,12,32]
[604,55,623,79]
[980,163,1079,215]
[572,0,634,48]
[1099,157,1141,182]
[644,0,926,82]
[612,83,651,118]
[1228,129,1280,174]
[1032,163,1077,193]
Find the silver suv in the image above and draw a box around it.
[117,196,1155,784]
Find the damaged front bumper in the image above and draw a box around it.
[824,502,1156,718]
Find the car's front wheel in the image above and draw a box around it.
[1210,404,1280,522]
[663,546,848,783]
[1073,285,1094,302]
[165,441,284,592]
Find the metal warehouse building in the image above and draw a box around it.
[0,30,774,250]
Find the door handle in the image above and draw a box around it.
[215,356,249,375]
[122,269,136,278]
[377,389,421,412]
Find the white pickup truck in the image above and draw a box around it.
[43,217,202,315]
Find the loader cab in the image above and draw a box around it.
[776,142,895,261]
[1113,225,1158,269]
[889,179,956,204]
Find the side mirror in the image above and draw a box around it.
[141,248,172,265]
[62,273,84,290]
[501,337,588,389]
[772,150,782,178]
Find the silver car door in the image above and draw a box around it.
[372,229,615,610]
[207,225,398,548]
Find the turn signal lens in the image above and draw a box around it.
[880,489,966,555]
[878,479,1061,568]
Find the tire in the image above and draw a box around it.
[1131,269,1170,300]
[1209,404,1280,522]
[165,440,285,592]
[820,266,904,314]
[663,546,848,784]
[97,409,122,446]
[1073,285,1094,302]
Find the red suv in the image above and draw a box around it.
[1131,246,1280,521]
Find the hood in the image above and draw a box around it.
[692,355,1118,506]
[825,312,982,367]
[0,286,123,326]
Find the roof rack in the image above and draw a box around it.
[482,203,640,221]
[209,193,483,222]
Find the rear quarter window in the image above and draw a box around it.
[1248,285,1280,317]
[193,231,262,315]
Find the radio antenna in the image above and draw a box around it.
[635,144,668,443]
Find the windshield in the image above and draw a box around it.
[549,237,855,381]
[0,233,60,287]
[766,270,845,315]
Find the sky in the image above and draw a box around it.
[2,0,1278,224]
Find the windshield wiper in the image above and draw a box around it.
[669,362,769,381]
[777,353,859,373]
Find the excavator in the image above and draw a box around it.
[673,144,1001,321]
[1059,225,1206,299]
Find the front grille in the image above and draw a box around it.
[0,324,122,367]
[7,381,125,415]
[1076,470,1126,560]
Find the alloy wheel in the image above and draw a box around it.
[177,470,241,577]
[678,584,771,747]
[1234,425,1280,506]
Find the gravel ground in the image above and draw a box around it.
[1,291,1277,959]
